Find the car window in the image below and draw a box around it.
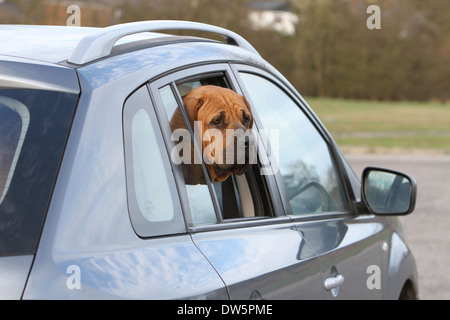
[153,72,274,225]
[239,72,349,215]
[159,85,218,226]
[0,89,78,256]
[123,86,186,237]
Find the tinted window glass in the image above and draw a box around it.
[0,89,78,256]
[239,73,348,214]
[131,109,175,222]
[123,86,186,237]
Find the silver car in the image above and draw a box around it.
[0,21,418,300]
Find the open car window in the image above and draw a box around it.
[151,71,275,226]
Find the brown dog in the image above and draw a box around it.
[170,85,254,185]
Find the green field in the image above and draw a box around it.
[306,97,450,154]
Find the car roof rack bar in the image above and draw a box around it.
[68,20,260,65]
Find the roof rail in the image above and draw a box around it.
[68,20,260,65]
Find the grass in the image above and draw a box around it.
[306,97,450,154]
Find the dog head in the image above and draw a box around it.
[171,85,254,184]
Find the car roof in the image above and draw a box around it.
[0,25,94,63]
[0,25,169,64]
[0,21,260,66]
[0,22,270,94]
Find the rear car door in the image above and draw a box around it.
[149,64,324,299]
[23,79,229,299]
[235,65,384,299]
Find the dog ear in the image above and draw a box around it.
[183,95,206,129]
[169,95,205,133]
[169,107,186,132]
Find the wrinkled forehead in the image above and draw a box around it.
[208,89,249,109]
[210,91,244,106]
[190,86,239,101]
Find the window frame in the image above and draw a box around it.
[148,64,288,232]
[231,63,357,219]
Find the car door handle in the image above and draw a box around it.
[324,274,345,291]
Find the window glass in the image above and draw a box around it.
[159,85,218,225]
[239,73,348,214]
[124,86,186,237]
[0,89,78,256]
[131,109,174,222]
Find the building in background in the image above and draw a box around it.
[247,1,298,35]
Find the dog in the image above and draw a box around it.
[169,85,254,185]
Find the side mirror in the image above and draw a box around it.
[362,167,417,215]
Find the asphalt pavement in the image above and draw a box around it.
[347,154,450,300]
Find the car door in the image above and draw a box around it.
[235,66,384,299]
[148,64,325,299]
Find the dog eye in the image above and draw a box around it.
[242,113,250,126]
[211,117,222,126]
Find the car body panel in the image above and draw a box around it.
[24,234,228,299]
[381,219,419,300]
[291,215,384,299]
[0,55,79,93]
[0,255,33,299]
[22,54,228,298]
[191,218,323,299]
